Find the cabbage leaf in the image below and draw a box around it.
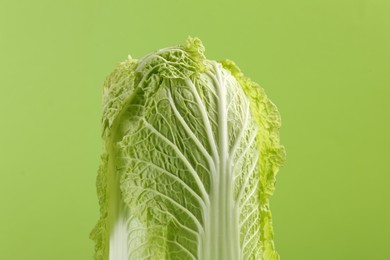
[90,37,285,260]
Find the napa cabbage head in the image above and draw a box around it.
[90,37,285,260]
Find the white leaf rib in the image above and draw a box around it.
[201,78,218,98]
[141,188,204,234]
[233,129,258,182]
[127,157,206,211]
[228,101,250,162]
[240,207,258,227]
[244,235,261,260]
[236,152,260,203]
[226,86,240,111]
[242,226,261,257]
[166,239,197,260]
[142,119,209,203]
[185,78,219,163]
[241,216,259,248]
[240,181,259,210]
[151,203,199,237]
[155,108,177,144]
[166,89,216,175]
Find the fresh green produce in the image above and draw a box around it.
[90,37,285,260]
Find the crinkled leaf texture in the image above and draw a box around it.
[90,37,285,260]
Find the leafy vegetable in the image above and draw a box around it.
[90,37,285,260]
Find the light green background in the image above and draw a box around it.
[1,0,389,259]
